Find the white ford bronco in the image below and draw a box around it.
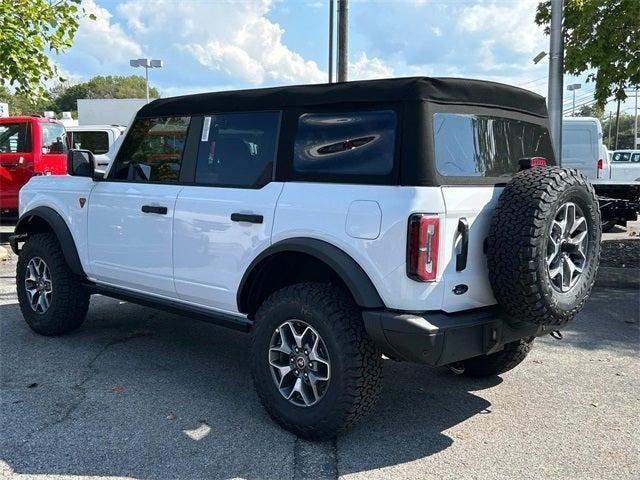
[10,78,601,439]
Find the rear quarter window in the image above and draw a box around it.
[433,113,555,178]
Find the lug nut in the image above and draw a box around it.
[304,373,308,377]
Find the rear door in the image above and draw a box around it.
[432,109,555,312]
[87,116,191,297]
[173,112,283,313]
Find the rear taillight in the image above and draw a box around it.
[597,159,603,178]
[407,214,439,282]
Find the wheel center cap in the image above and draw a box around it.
[295,356,307,369]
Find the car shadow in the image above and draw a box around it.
[1,296,496,480]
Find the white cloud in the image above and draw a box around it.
[349,53,394,80]
[72,0,142,66]
[117,0,324,86]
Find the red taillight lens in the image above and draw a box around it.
[597,159,603,178]
[407,214,439,282]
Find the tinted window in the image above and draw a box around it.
[434,113,555,177]
[632,153,640,163]
[612,151,631,162]
[294,110,396,175]
[71,131,110,155]
[41,122,67,153]
[111,117,190,183]
[195,112,279,187]
[0,122,31,153]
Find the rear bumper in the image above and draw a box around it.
[362,307,545,366]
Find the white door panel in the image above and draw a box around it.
[88,182,181,296]
[441,186,500,312]
[173,183,284,312]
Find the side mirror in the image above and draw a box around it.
[49,139,67,154]
[67,149,96,178]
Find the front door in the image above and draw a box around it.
[172,111,282,313]
[87,116,191,298]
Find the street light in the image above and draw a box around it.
[532,51,547,64]
[567,83,581,116]
[129,58,163,103]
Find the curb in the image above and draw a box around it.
[595,267,640,290]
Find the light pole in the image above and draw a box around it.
[547,0,564,164]
[635,86,638,148]
[337,0,348,82]
[567,83,581,116]
[129,58,163,103]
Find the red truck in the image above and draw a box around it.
[0,116,68,216]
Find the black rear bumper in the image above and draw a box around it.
[362,307,545,366]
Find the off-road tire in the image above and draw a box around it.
[16,233,90,336]
[250,282,383,439]
[487,167,601,327]
[461,337,534,378]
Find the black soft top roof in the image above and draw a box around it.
[137,77,548,119]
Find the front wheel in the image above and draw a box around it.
[250,283,383,439]
[16,233,90,336]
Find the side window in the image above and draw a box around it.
[40,122,67,154]
[612,152,631,162]
[631,153,640,163]
[0,123,31,153]
[71,131,110,155]
[111,117,190,183]
[195,111,280,187]
[294,110,396,175]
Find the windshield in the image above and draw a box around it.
[433,113,555,178]
[612,151,632,162]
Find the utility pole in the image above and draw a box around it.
[328,0,334,83]
[614,97,621,150]
[607,111,613,149]
[635,86,638,148]
[337,0,348,82]
[547,0,564,164]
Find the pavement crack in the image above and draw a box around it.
[21,331,147,444]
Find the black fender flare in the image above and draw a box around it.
[237,237,385,313]
[14,206,86,277]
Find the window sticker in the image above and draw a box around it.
[201,116,211,142]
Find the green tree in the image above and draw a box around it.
[51,76,160,112]
[0,0,93,101]
[0,85,53,115]
[535,0,640,108]
[602,113,637,149]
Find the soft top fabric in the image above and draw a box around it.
[137,77,548,119]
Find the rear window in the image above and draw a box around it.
[562,128,595,159]
[294,110,396,175]
[433,113,555,178]
[0,122,31,153]
[612,152,631,162]
[71,131,110,155]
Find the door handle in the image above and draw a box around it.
[456,217,469,272]
[141,205,168,215]
[230,213,263,224]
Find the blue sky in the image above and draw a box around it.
[52,0,631,116]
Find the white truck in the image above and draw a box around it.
[10,78,602,438]
[562,117,639,231]
[66,125,125,174]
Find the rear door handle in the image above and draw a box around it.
[141,205,168,215]
[230,213,263,224]
[456,217,469,272]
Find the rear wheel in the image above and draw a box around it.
[250,283,383,439]
[16,233,90,336]
[450,338,534,378]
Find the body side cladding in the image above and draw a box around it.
[237,237,385,314]
[11,206,85,277]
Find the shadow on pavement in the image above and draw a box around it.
[0,295,496,479]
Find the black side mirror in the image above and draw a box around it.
[49,139,67,154]
[67,149,96,178]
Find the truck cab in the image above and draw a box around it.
[0,116,68,215]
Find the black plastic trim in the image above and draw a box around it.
[14,206,85,276]
[230,213,263,224]
[92,284,253,332]
[237,237,385,313]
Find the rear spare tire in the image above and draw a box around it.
[487,167,601,327]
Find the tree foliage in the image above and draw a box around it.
[535,0,640,108]
[0,0,92,101]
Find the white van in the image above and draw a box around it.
[561,117,610,179]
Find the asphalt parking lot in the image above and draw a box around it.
[0,225,639,480]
